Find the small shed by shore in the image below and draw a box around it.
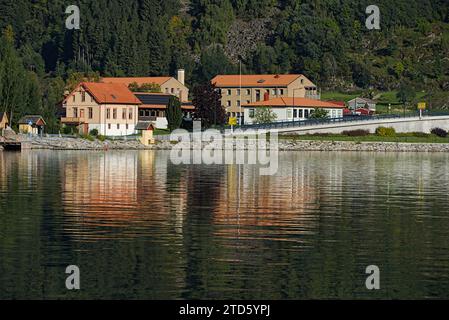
[18,115,46,135]
[136,121,155,145]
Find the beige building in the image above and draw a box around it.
[0,112,9,130]
[101,69,189,102]
[61,82,141,136]
[18,115,46,135]
[211,74,319,122]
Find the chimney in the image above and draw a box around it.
[177,69,185,85]
[264,92,270,101]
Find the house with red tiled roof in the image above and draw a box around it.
[101,69,189,102]
[211,74,319,123]
[242,96,345,125]
[61,82,141,136]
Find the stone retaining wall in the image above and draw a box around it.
[2,136,449,153]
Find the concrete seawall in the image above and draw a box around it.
[280,116,449,135]
[2,136,449,153]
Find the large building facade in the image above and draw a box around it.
[101,69,189,103]
[211,74,319,122]
[61,82,141,136]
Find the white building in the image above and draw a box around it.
[242,97,345,125]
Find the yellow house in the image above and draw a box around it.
[0,112,9,130]
[211,74,319,123]
[135,121,155,145]
[18,115,46,134]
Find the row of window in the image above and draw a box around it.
[140,110,165,117]
[106,124,130,130]
[73,107,93,119]
[227,112,243,118]
[106,108,134,120]
[223,88,285,96]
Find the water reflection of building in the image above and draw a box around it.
[212,152,345,241]
[60,151,190,240]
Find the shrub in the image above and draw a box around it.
[62,126,73,135]
[376,126,396,137]
[342,129,370,137]
[431,128,448,138]
[89,129,99,136]
[97,135,106,142]
[81,134,95,141]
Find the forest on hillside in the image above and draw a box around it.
[0,0,448,130]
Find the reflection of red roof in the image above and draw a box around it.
[243,97,345,109]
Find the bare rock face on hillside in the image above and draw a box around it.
[225,18,274,63]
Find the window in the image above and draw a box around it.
[72,95,76,102]
[129,108,133,120]
[227,89,232,96]
[249,109,255,118]
[293,109,297,118]
[246,89,251,95]
[304,109,309,118]
[113,109,117,119]
[73,107,78,118]
[299,109,303,118]
[122,109,126,120]
[301,79,304,84]
[272,89,276,95]
[106,109,110,119]
[108,124,111,130]
[117,124,120,130]
[280,89,284,95]
[140,110,144,117]
[126,124,129,130]
[171,88,174,93]
[332,110,336,118]
[237,89,241,96]
[88,108,93,119]
[227,101,231,107]
[81,91,86,102]
[165,88,169,93]
[287,109,293,119]
[256,90,261,101]
[237,100,241,107]
[247,100,250,104]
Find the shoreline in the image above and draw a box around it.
[3,136,449,153]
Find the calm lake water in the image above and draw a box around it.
[1,150,449,299]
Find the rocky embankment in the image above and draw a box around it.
[3,136,449,153]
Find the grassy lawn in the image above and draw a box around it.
[281,134,449,144]
[154,128,171,136]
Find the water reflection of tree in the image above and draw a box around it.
[181,164,226,299]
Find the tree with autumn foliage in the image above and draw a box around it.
[192,83,227,129]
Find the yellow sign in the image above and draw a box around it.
[418,102,426,110]
[229,117,237,126]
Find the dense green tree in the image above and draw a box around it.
[166,96,183,132]
[192,83,226,128]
